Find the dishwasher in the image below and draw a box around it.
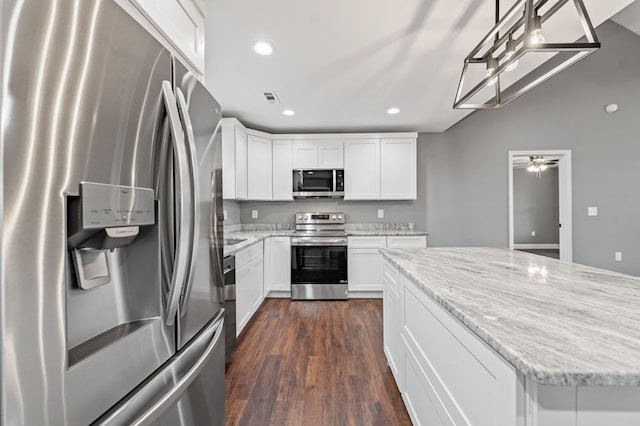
[223,255,236,362]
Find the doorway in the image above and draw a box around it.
[508,150,572,262]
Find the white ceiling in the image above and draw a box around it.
[206,0,637,134]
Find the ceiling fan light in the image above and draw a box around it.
[539,164,548,171]
[527,165,537,172]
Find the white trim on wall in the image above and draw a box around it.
[513,244,560,250]
[508,150,573,262]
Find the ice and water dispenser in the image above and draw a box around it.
[66,182,164,365]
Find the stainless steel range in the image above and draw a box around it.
[291,212,348,300]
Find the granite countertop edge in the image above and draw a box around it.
[379,248,640,387]
[223,230,428,256]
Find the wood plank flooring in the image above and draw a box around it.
[225,299,412,425]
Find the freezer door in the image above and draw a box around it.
[92,310,225,426]
[173,60,225,348]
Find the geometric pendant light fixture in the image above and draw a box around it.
[453,0,600,109]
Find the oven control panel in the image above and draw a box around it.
[296,212,344,225]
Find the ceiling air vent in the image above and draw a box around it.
[263,91,280,104]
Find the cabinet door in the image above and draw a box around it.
[236,263,252,336]
[292,140,318,168]
[118,0,206,74]
[344,139,380,200]
[221,122,236,199]
[348,248,383,291]
[272,140,293,200]
[381,138,417,200]
[271,237,291,292]
[247,135,272,200]
[384,282,402,386]
[263,238,272,296]
[318,140,344,168]
[249,255,264,313]
[235,126,248,200]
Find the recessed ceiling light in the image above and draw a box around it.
[604,103,619,114]
[387,107,400,115]
[283,109,295,116]
[252,41,274,56]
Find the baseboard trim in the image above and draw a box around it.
[514,244,560,250]
[348,291,383,299]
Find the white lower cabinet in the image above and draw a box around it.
[386,235,427,248]
[382,261,402,388]
[264,237,291,296]
[348,236,386,292]
[235,241,264,336]
[348,235,426,295]
[383,257,520,426]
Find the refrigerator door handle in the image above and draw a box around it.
[161,81,194,326]
[92,310,225,426]
[175,88,200,316]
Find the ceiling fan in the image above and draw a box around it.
[515,156,558,178]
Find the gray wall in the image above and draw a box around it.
[237,139,428,228]
[423,21,640,275]
[223,200,241,225]
[513,168,559,245]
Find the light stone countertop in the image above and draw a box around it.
[223,230,294,256]
[380,247,640,386]
[346,230,428,236]
[222,225,428,255]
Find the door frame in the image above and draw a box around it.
[508,150,573,262]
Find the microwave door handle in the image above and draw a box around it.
[333,169,336,192]
[161,81,193,326]
[175,89,200,317]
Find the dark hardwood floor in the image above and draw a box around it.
[225,299,412,425]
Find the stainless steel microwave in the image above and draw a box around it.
[292,169,344,198]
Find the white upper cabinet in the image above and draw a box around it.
[317,140,344,168]
[292,140,343,168]
[292,141,318,169]
[221,120,247,200]
[344,139,381,200]
[115,0,206,75]
[381,138,417,200]
[247,135,272,200]
[272,140,293,200]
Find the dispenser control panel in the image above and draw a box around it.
[80,182,155,229]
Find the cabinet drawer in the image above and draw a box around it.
[235,240,264,269]
[386,235,427,248]
[348,236,386,248]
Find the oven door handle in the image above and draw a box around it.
[291,237,348,246]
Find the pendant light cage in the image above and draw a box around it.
[453,0,600,109]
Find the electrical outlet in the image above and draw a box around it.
[588,207,598,216]
[531,231,536,237]
[223,210,228,220]
[251,210,258,219]
[615,252,622,262]
[377,209,384,218]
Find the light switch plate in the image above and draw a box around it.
[588,207,598,216]
[223,210,228,220]
[531,231,536,237]
[615,252,622,262]
[251,210,258,219]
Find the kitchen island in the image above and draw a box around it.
[380,247,640,426]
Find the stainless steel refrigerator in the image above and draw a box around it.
[1,1,225,425]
